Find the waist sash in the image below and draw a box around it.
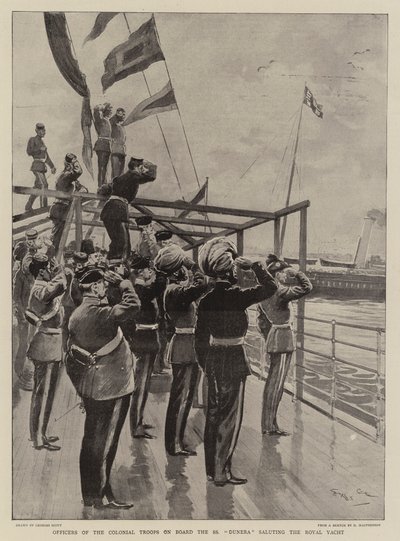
[175,327,195,335]
[136,323,159,331]
[210,336,245,346]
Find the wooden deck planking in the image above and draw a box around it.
[12,368,384,520]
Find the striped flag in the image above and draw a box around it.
[83,13,119,45]
[123,81,177,125]
[101,16,164,91]
[303,86,323,118]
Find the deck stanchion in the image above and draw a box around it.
[330,319,337,419]
[75,195,82,250]
[376,329,384,442]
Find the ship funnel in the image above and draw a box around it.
[354,216,375,268]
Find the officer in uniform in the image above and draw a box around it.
[195,237,277,486]
[66,266,140,509]
[93,103,113,187]
[110,107,127,178]
[129,253,167,439]
[13,230,41,384]
[25,123,56,210]
[26,254,67,450]
[155,245,207,456]
[153,230,174,374]
[100,157,157,262]
[49,153,83,252]
[257,255,312,435]
[135,216,159,260]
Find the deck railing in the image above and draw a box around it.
[246,308,385,443]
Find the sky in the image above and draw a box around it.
[12,12,387,257]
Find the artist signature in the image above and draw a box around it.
[330,488,377,503]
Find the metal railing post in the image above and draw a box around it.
[330,319,337,419]
[376,329,384,442]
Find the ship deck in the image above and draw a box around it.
[12,367,384,521]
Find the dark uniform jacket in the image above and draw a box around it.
[164,274,207,365]
[67,280,140,400]
[55,162,83,195]
[195,262,277,377]
[26,135,54,173]
[129,272,167,355]
[100,167,157,223]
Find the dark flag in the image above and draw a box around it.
[44,12,94,177]
[83,12,119,45]
[123,81,177,125]
[304,86,323,118]
[101,15,164,91]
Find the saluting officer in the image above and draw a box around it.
[49,153,83,252]
[128,252,167,439]
[155,245,207,456]
[93,103,113,187]
[66,266,140,509]
[195,237,277,487]
[257,255,312,435]
[25,123,56,211]
[26,254,67,450]
[110,107,127,178]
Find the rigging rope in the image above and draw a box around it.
[123,13,186,200]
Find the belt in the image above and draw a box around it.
[271,323,292,329]
[69,328,124,365]
[210,336,245,346]
[108,195,129,205]
[53,199,70,205]
[98,136,112,140]
[32,157,47,162]
[136,323,159,331]
[38,327,62,335]
[175,327,195,335]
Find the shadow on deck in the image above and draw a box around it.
[12,368,384,520]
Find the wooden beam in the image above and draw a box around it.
[75,197,83,250]
[133,197,276,219]
[274,218,281,257]
[133,204,197,246]
[13,206,50,223]
[237,230,244,256]
[295,205,308,401]
[13,186,278,219]
[80,220,212,238]
[274,199,310,218]
[82,206,240,230]
[56,200,77,261]
[13,217,50,235]
[182,216,272,250]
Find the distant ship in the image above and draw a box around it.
[284,216,386,301]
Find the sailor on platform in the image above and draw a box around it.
[49,153,83,252]
[155,245,207,456]
[93,103,113,187]
[100,157,157,262]
[25,123,56,211]
[257,255,312,435]
[110,107,127,178]
[195,237,277,486]
[25,254,67,451]
[66,266,140,509]
[128,252,167,439]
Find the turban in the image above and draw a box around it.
[198,237,238,278]
[154,244,186,275]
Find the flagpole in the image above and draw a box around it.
[152,15,201,190]
[122,13,185,199]
[279,86,305,251]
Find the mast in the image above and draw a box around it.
[279,86,305,251]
